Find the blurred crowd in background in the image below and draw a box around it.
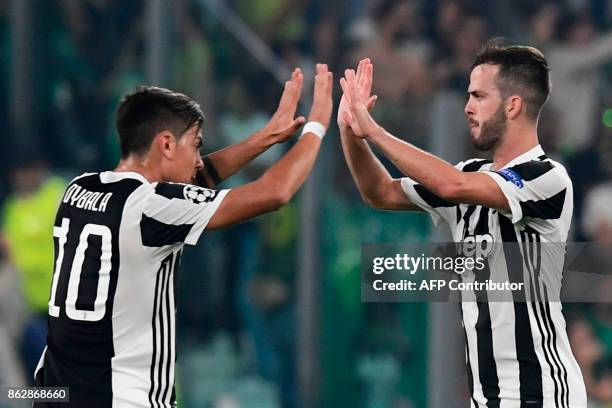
[1,0,611,407]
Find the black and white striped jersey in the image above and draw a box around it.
[401,145,587,408]
[34,171,229,408]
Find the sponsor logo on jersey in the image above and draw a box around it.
[458,233,494,259]
[496,168,524,188]
[183,185,218,204]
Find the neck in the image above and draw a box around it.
[491,123,539,170]
[114,154,161,183]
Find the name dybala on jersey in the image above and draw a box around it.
[401,145,587,408]
[34,171,229,408]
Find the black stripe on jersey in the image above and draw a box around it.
[462,159,492,172]
[533,235,569,408]
[535,299,567,408]
[150,252,175,408]
[521,232,559,406]
[141,215,194,247]
[168,251,181,407]
[460,305,480,408]
[521,231,568,408]
[149,257,164,407]
[475,301,500,408]
[161,256,174,405]
[460,205,478,239]
[413,185,455,208]
[537,154,548,161]
[529,231,570,407]
[543,296,570,408]
[520,189,566,220]
[155,183,185,200]
[472,207,500,407]
[540,298,569,408]
[155,255,170,406]
[499,215,544,405]
[507,161,554,182]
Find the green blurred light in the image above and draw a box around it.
[603,109,612,128]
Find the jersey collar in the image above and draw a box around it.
[100,171,149,184]
[497,144,545,169]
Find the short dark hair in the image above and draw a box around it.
[116,86,204,158]
[471,39,551,121]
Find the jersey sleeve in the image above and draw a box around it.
[398,160,479,226]
[399,177,457,226]
[482,160,570,224]
[398,159,493,226]
[141,183,229,246]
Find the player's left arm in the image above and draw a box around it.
[340,68,509,211]
[367,126,508,210]
[197,69,306,188]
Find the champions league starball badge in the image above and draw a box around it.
[183,185,218,204]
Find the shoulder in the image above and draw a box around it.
[152,182,220,204]
[456,158,492,172]
[503,158,572,190]
[68,172,99,184]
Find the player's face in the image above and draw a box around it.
[162,125,204,184]
[464,64,507,151]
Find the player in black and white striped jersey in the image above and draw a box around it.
[34,64,333,407]
[340,42,586,407]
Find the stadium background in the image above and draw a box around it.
[0,0,611,407]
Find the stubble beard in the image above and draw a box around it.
[472,104,507,152]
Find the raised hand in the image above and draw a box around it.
[307,63,334,129]
[338,58,378,135]
[259,68,307,144]
[340,63,380,139]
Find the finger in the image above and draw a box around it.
[276,75,295,113]
[363,61,373,96]
[341,111,353,127]
[358,58,371,89]
[314,63,330,97]
[346,69,361,103]
[292,67,303,98]
[344,70,356,103]
[339,77,351,104]
[289,69,304,116]
[356,59,366,85]
[283,116,306,138]
[359,61,372,99]
[276,68,302,118]
[366,95,378,112]
[314,63,325,81]
[317,63,328,75]
[347,71,371,126]
[325,71,333,97]
[274,118,305,142]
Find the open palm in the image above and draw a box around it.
[338,58,378,137]
[262,68,306,144]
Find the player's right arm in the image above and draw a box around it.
[339,59,422,211]
[207,63,333,229]
[195,69,306,188]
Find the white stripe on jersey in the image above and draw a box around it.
[400,145,586,407]
[72,171,227,407]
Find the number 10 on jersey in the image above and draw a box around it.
[49,217,112,322]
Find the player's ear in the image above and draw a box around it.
[506,95,522,120]
[156,131,177,160]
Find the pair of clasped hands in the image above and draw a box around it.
[260,58,380,144]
